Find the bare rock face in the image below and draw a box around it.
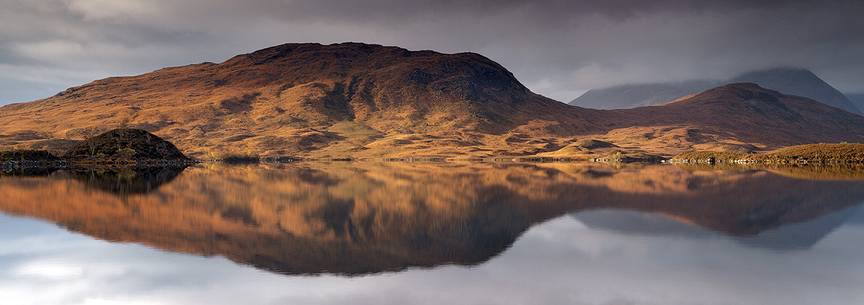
[63,129,188,163]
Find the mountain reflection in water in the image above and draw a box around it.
[0,163,863,276]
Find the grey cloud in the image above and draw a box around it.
[0,0,862,104]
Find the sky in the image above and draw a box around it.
[1,0,863,104]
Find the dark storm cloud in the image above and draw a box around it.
[1,0,862,103]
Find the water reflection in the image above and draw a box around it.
[574,206,862,250]
[68,167,186,195]
[0,163,863,276]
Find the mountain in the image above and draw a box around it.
[730,67,860,114]
[610,83,864,147]
[548,83,864,157]
[0,42,606,158]
[569,80,719,109]
[1,43,863,158]
[571,67,862,115]
[849,93,864,114]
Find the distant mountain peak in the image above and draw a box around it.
[730,67,860,114]
[569,79,718,109]
[572,67,861,115]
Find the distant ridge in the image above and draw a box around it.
[731,67,860,114]
[845,93,864,114]
[569,80,718,110]
[570,67,862,115]
[611,83,864,147]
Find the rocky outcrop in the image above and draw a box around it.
[63,129,189,166]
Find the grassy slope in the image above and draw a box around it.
[672,143,864,164]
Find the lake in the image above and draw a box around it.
[1,162,863,305]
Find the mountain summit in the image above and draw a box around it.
[1,43,863,158]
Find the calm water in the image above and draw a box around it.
[1,163,864,305]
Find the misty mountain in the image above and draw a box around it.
[848,93,864,114]
[571,68,862,114]
[568,80,719,110]
[731,67,860,114]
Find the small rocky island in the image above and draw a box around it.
[64,129,190,166]
[2,129,191,172]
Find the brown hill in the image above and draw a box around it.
[1,43,863,158]
[600,84,864,152]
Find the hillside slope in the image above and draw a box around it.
[1,43,863,158]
